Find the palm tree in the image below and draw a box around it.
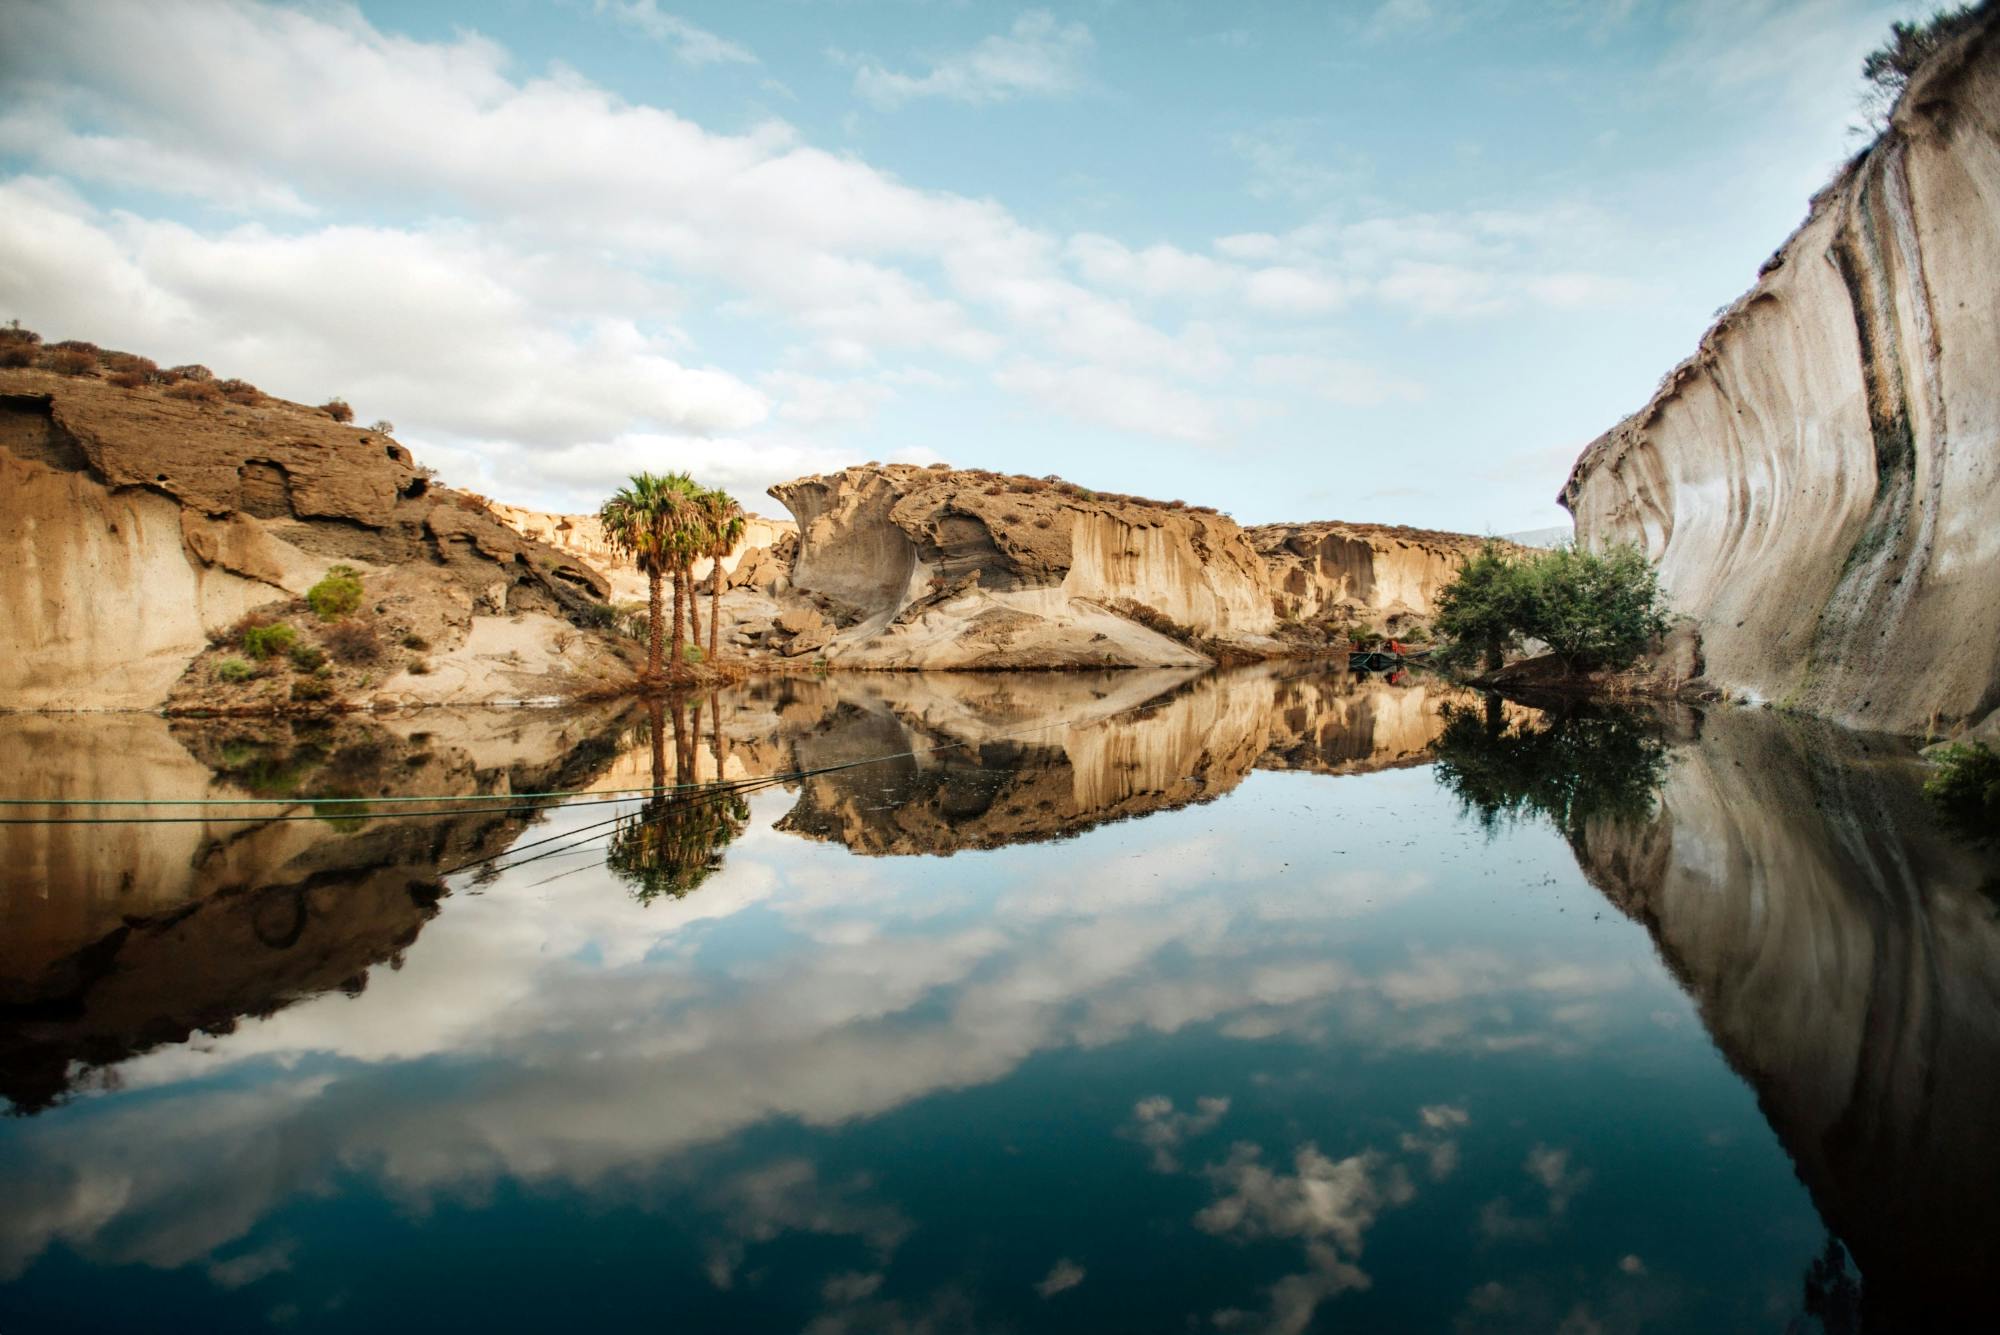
[697,488,746,661]
[600,472,693,681]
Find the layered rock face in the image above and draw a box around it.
[766,464,1279,669]
[1247,522,1507,630]
[0,368,623,710]
[490,501,796,603]
[1563,16,2000,735]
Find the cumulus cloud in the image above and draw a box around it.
[851,10,1093,108]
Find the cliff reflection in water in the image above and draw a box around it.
[4,670,2000,1330]
[0,706,634,1112]
[1435,698,2000,1329]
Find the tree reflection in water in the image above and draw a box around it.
[606,697,750,905]
[1429,694,1671,837]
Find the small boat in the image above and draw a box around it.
[1348,642,1434,672]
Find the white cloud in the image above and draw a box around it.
[852,10,1093,109]
[594,1,756,66]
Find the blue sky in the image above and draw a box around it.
[0,0,1914,531]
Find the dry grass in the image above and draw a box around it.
[320,398,354,423]
[46,347,96,376]
[165,379,222,403]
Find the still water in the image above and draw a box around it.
[1,666,1995,1333]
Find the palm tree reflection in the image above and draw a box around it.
[606,698,749,905]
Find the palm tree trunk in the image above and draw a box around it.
[709,560,722,661]
[670,565,687,674]
[646,570,665,681]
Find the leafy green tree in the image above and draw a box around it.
[1435,541,1531,671]
[1520,544,1670,673]
[1434,542,1670,676]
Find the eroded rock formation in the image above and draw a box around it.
[1248,521,1509,632]
[1562,14,2000,735]
[762,465,1279,669]
[0,367,628,710]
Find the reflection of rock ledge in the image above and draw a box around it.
[0,704,632,1113]
[764,667,1478,856]
[1571,708,2000,1324]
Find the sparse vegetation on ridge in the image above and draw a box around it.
[1862,4,1986,129]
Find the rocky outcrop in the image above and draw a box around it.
[1,366,629,711]
[1562,13,2000,736]
[1247,521,1512,633]
[765,464,1280,669]
[490,501,796,603]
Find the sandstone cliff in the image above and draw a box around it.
[1247,521,1508,633]
[1562,13,2000,736]
[762,464,1282,669]
[490,500,796,603]
[1,364,632,711]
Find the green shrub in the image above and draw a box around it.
[289,642,327,672]
[215,658,255,683]
[240,622,298,660]
[306,564,364,620]
[1434,542,1669,675]
[681,642,703,664]
[578,602,618,631]
[1926,741,2000,842]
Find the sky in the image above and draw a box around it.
[0,0,1918,531]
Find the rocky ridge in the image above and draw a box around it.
[1,363,634,711]
[1563,11,2000,736]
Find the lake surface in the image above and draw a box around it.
[2,665,1996,1333]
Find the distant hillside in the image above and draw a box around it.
[1500,525,1571,549]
